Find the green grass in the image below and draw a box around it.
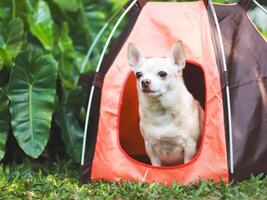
[0,160,267,200]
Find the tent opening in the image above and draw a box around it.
[119,62,206,166]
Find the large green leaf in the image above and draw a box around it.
[8,50,58,158]
[67,2,106,54]
[55,22,80,90]
[51,0,79,12]
[55,87,84,163]
[55,22,93,89]
[28,0,54,51]
[0,88,9,160]
[0,18,24,69]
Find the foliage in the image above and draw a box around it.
[1,160,267,199]
[0,18,24,70]
[0,88,9,160]
[0,0,127,162]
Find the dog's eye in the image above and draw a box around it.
[158,71,167,78]
[136,72,143,79]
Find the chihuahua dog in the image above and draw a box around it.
[127,41,204,166]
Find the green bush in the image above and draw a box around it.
[0,0,127,163]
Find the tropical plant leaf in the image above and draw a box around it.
[0,43,4,70]
[3,18,24,60]
[0,18,24,69]
[0,88,9,160]
[98,0,128,13]
[51,0,79,12]
[84,4,106,39]
[67,2,106,54]
[63,87,85,115]
[13,0,29,25]
[55,22,80,90]
[0,0,12,21]
[0,66,9,87]
[27,0,54,51]
[55,87,84,163]
[80,1,129,68]
[55,108,83,163]
[8,50,58,158]
[58,23,74,53]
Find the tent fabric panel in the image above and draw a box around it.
[213,4,267,181]
[91,1,228,184]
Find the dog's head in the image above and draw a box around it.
[128,41,186,97]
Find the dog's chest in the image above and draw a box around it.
[140,113,188,145]
[141,115,187,165]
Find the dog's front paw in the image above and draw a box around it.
[151,159,162,167]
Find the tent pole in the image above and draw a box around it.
[78,8,123,77]
[81,0,138,166]
[239,0,267,14]
[78,0,150,81]
[208,0,235,174]
[253,0,267,14]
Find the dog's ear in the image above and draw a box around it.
[128,43,144,70]
[169,41,186,70]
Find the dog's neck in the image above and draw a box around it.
[139,80,193,114]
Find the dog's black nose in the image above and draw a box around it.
[141,79,151,88]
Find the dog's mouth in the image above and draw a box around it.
[142,89,154,93]
[142,89,160,96]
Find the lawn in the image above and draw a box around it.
[0,160,267,199]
